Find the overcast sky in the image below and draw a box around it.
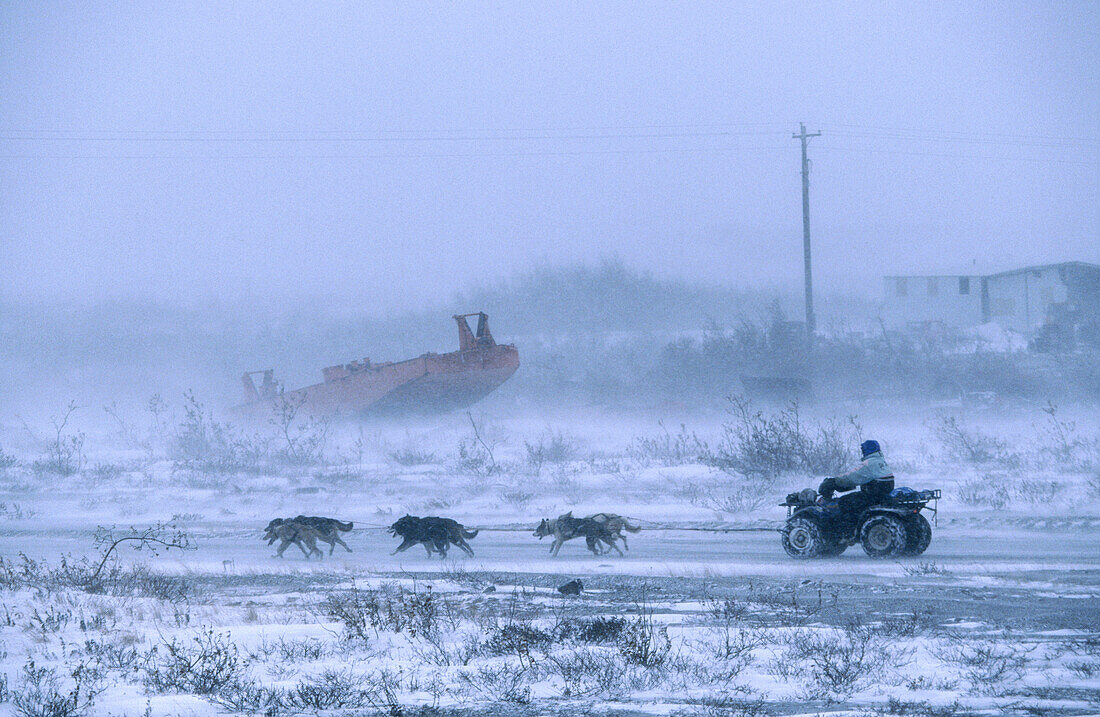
[2,2,1097,312]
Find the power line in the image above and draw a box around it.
[823,130,1097,150]
[2,145,1095,165]
[3,122,1094,146]
[818,122,1100,144]
[0,128,796,144]
[0,144,796,160]
[817,144,1100,166]
[0,121,792,135]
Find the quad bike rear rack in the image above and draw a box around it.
[893,489,941,525]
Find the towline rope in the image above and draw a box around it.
[347,522,780,533]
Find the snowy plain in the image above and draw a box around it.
[1,400,1098,716]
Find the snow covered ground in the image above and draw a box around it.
[1,402,1098,715]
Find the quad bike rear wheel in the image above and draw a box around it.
[902,514,932,556]
[782,517,829,558]
[860,514,908,558]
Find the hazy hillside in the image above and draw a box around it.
[1,262,803,417]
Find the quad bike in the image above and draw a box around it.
[780,487,940,559]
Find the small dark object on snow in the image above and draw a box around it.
[483,585,496,593]
[558,579,583,595]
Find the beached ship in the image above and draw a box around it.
[234,313,518,418]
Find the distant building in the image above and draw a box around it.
[882,261,1100,337]
[881,273,985,329]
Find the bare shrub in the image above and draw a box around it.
[498,489,534,509]
[901,561,950,577]
[171,392,267,476]
[1037,402,1099,471]
[630,422,709,466]
[0,445,19,471]
[85,462,125,482]
[524,429,578,474]
[874,608,939,639]
[955,475,1010,509]
[557,616,628,644]
[1067,659,1099,678]
[11,660,102,717]
[388,446,438,466]
[543,648,627,698]
[32,401,86,477]
[455,662,532,704]
[360,668,410,716]
[269,394,329,466]
[1010,478,1064,504]
[482,621,554,665]
[141,628,246,696]
[1061,634,1100,658]
[709,398,857,478]
[1087,472,1100,499]
[205,679,285,714]
[933,635,1031,692]
[932,415,1019,467]
[89,522,193,583]
[0,502,31,520]
[703,598,767,664]
[322,584,440,642]
[617,613,671,667]
[321,588,374,643]
[777,620,900,699]
[960,474,1067,509]
[82,639,140,672]
[27,605,70,636]
[0,553,190,601]
[700,483,770,514]
[252,636,331,662]
[287,669,370,710]
[454,413,501,477]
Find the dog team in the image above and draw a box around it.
[262,511,641,559]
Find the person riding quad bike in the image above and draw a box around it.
[781,439,939,558]
[818,439,894,532]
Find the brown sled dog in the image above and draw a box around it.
[265,519,323,559]
[264,515,353,558]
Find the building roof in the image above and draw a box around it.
[885,261,1100,281]
[985,261,1100,279]
[882,272,982,279]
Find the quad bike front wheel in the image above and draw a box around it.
[782,517,831,558]
[860,514,908,558]
[902,514,932,556]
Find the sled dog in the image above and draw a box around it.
[264,515,353,557]
[388,515,479,557]
[534,512,633,556]
[265,519,324,559]
[585,513,642,551]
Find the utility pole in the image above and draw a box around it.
[793,122,821,349]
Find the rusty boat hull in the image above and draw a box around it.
[233,313,519,419]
